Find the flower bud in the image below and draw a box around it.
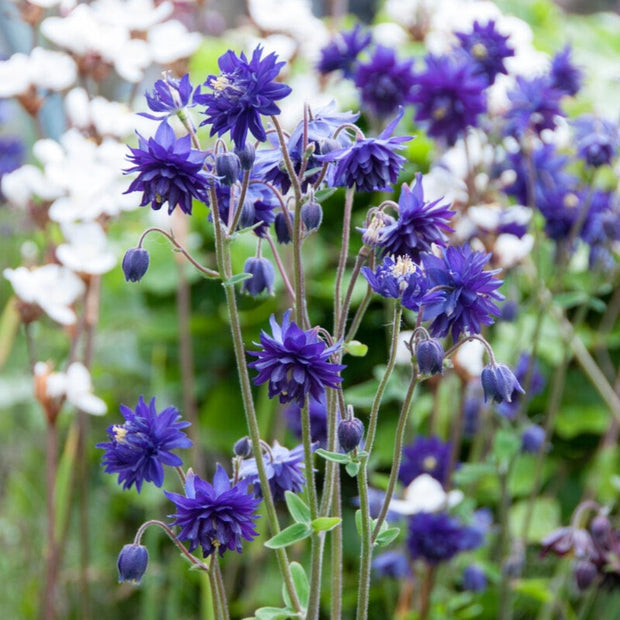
[481,362,525,404]
[215,152,241,185]
[235,143,256,170]
[233,436,252,458]
[416,338,444,375]
[338,417,364,452]
[241,257,275,296]
[301,200,323,231]
[463,564,487,592]
[117,544,149,585]
[574,559,597,591]
[274,211,293,244]
[520,424,546,454]
[122,247,150,283]
[590,514,611,548]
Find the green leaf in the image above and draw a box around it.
[512,578,553,603]
[375,526,400,547]
[452,462,496,486]
[222,272,252,287]
[493,429,521,465]
[264,523,311,549]
[345,461,361,477]
[254,606,299,620]
[344,340,368,357]
[510,497,560,543]
[314,187,338,202]
[290,562,309,609]
[311,517,341,533]
[285,491,312,525]
[315,448,350,464]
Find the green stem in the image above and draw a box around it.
[43,420,59,620]
[334,187,355,328]
[355,454,372,620]
[329,472,343,620]
[213,559,231,620]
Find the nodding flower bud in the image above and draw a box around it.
[274,211,293,244]
[463,565,487,592]
[117,544,149,585]
[301,200,323,232]
[338,417,364,453]
[241,256,275,296]
[215,152,241,185]
[590,514,611,548]
[415,338,444,376]
[520,424,546,454]
[235,143,256,170]
[122,247,150,283]
[233,436,252,458]
[574,559,598,591]
[480,363,525,404]
[238,199,256,230]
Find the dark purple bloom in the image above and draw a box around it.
[372,551,412,579]
[338,416,364,452]
[416,338,444,375]
[407,511,470,565]
[215,151,241,185]
[0,136,25,198]
[239,441,309,502]
[409,54,487,146]
[463,564,487,592]
[362,255,423,300]
[550,45,582,97]
[141,73,194,120]
[521,424,546,453]
[317,108,411,192]
[317,24,372,78]
[248,310,345,406]
[354,45,416,119]
[399,435,452,487]
[284,397,328,448]
[573,114,619,168]
[574,559,598,591]
[124,120,211,215]
[97,396,192,492]
[503,75,564,138]
[481,362,524,404]
[421,245,504,341]
[117,544,149,585]
[194,46,292,148]
[454,20,514,86]
[537,186,581,242]
[122,247,150,282]
[369,173,454,260]
[241,256,275,296]
[165,466,260,557]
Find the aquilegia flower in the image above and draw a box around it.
[399,435,453,487]
[421,245,504,341]
[317,24,372,78]
[194,46,292,148]
[550,45,582,97]
[165,466,260,557]
[141,73,195,120]
[124,120,211,215]
[248,310,345,406]
[97,396,192,492]
[481,362,525,404]
[573,114,619,168]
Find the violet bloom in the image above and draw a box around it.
[141,73,194,120]
[407,512,473,565]
[317,24,372,78]
[0,136,24,198]
[550,45,582,96]
[421,245,504,341]
[248,310,345,406]
[242,256,275,296]
[481,362,525,404]
[194,46,292,148]
[165,466,260,558]
[372,551,412,579]
[573,114,619,168]
[399,435,452,488]
[124,120,211,215]
[97,396,192,493]
[354,45,416,119]
[409,53,487,146]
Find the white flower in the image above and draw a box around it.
[91,0,173,31]
[147,20,202,64]
[0,164,63,208]
[389,474,464,515]
[453,338,486,378]
[4,264,85,325]
[56,222,117,275]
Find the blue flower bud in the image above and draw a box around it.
[338,417,364,452]
[463,565,487,592]
[480,363,524,404]
[574,559,597,591]
[416,338,444,375]
[301,201,323,231]
[117,544,148,585]
[235,143,256,170]
[590,514,611,547]
[274,211,293,244]
[238,199,256,229]
[233,436,252,458]
[520,424,546,453]
[242,256,275,296]
[215,152,241,185]
[122,247,150,283]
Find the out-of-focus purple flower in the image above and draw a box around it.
[407,511,472,565]
[141,73,194,120]
[284,396,328,448]
[317,24,372,78]
[372,551,413,579]
[241,256,275,296]
[537,185,581,243]
[97,396,192,493]
[541,525,601,562]
[239,441,310,502]
[550,45,582,97]
[521,424,546,453]
[165,466,260,557]
[400,435,452,488]
[354,45,416,119]
[481,362,525,404]
[0,136,24,199]
[463,564,488,592]
[248,310,345,406]
[421,245,504,341]
[124,120,211,215]
[194,46,292,148]
[409,54,487,146]
[454,20,514,86]
[573,115,619,168]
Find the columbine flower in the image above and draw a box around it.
[415,338,444,376]
[409,54,487,146]
[521,424,546,454]
[117,544,149,585]
[421,245,504,341]
[241,256,275,296]
[550,45,582,97]
[97,396,192,492]
[480,362,525,404]
[496,352,545,418]
[353,45,416,119]
[141,73,195,120]
[338,416,365,452]
[399,435,452,487]
[165,466,260,557]
[372,551,412,579]
[124,120,211,215]
[122,247,150,282]
[248,310,345,406]
[239,441,309,502]
[390,474,463,516]
[370,173,454,261]
[194,46,292,148]
[317,108,411,192]
[573,114,619,168]
[56,221,117,275]
[317,24,372,78]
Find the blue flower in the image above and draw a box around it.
[242,256,275,296]
[97,396,192,492]
[407,512,471,565]
[415,338,444,376]
[0,136,24,199]
[317,24,372,78]
[481,362,524,404]
[496,352,545,418]
[409,54,487,146]
[317,108,411,192]
[399,435,452,487]
[421,245,504,341]
[573,114,619,168]
[141,73,194,120]
[354,45,416,119]
[550,45,582,97]
[165,466,260,558]
[463,564,488,592]
[372,551,412,579]
[521,424,546,454]
[194,46,292,148]
[239,441,310,502]
[124,120,212,215]
[248,310,345,406]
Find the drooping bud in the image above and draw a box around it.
[241,256,275,296]
[215,152,241,185]
[520,424,546,454]
[122,247,150,283]
[117,544,149,585]
[481,362,524,404]
[233,436,252,458]
[301,200,323,231]
[235,143,256,170]
[462,564,487,592]
[590,514,612,548]
[573,559,597,591]
[415,338,444,376]
[338,416,364,452]
[274,211,293,244]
